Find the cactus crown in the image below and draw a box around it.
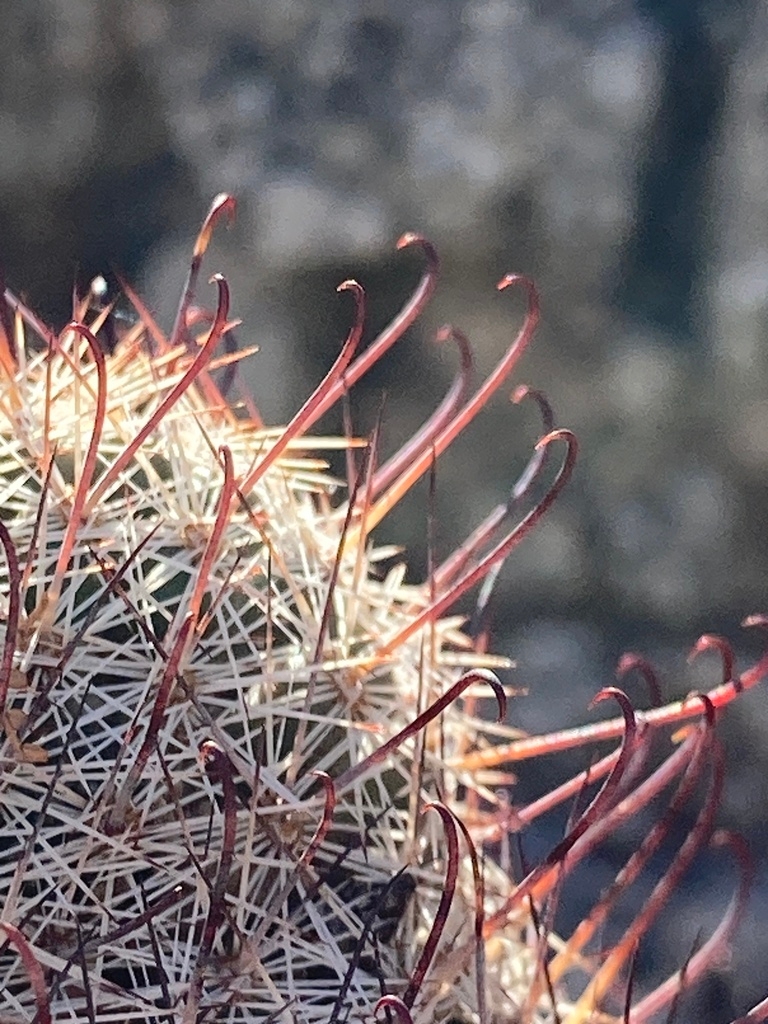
[0,196,766,1024]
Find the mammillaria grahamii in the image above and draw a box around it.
[0,196,766,1023]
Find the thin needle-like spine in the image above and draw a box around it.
[435,384,555,595]
[564,738,724,1024]
[333,669,506,793]
[83,273,230,514]
[483,687,637,936]
[403,802,459,1009]
[43,323,106,600]
[375,995,414,1024]
[629,832,753,1024]
[169,192,236,353]
[453,812,488,1024]
[357,273,539,540]
[0,922,51,1024]
[187,445,236,634]
[0,523,20,715]
[546,695,716,987]
[367,325,474,501]
[183,738,238,1024]
[455,647,768,771]
[298,771,336,868]
[311,233,440,423]
[238,279,364,497]
[377,428,576,656]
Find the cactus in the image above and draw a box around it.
[0,195,766,1023]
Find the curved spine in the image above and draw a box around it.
[377,428,576,656]
[564,738,725,1023]
[42,322,107,618]
[333,668,506,792]
[630,832,753,1023]
[0,523,20,715]
[238,280,365,497]
[357,273,540,540]
[403,802,459,1009]
[313,233,440,422]
[369,325,474,501]
[84,273,230,515]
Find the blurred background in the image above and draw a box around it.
[2,0,768,1017]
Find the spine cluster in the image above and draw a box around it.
[0,196,765,1023]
